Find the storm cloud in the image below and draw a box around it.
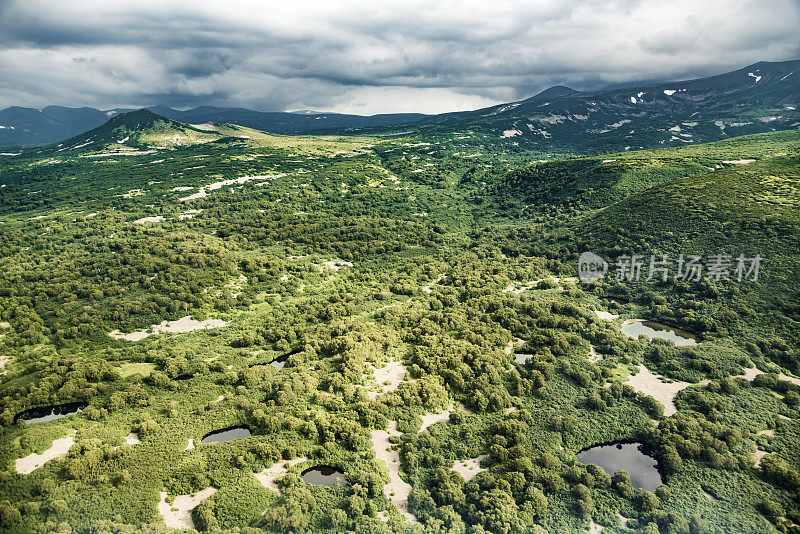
[1,0,798,114]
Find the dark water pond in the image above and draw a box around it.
[200,426,252,444]
[621,320,699,346]
[576,442,663,491]
[301,465,350,487]
[15,402,88,424]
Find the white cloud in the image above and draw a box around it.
[327,86,499,115]
[0,0,797,113]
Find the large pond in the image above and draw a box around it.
[15,402,88,424]
[301,465,350,487]
[576,442,663,491]
[621,320,699,346]
[200,426,252,444]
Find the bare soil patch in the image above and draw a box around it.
[371,422,417,523]
[254,457,309,492]
[453,455,488,481]
[16,432,76,474]
[109,316,228,341]
[158,487,217,530]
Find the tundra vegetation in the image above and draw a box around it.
[0,114,798,533]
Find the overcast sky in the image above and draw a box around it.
[0,0,798,114]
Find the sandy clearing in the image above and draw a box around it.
[179,209,202,220]
[179,189,207,201]
[777,373,800,386]
[368,359,407,400]
[172,186,194,192]
[109,316,228,341]
[626,364,709,416]
[722,159,756,164]
[504,338,524,355]
[254,457,309,492]
[588,345,602,363]
[180,174,285,202]
[212,395,225,404]
[453,455,488,481]
[126,432,140,445]
[184,439,195,450]
[371,422,417,523]
[740,367,762,380]
[754,449,769,467]
[737,366,800,386]
[122,189,146,198]
[0,322,10,328]
[16,432,76,474]
[502,276,576,294]
[422,274,445,293]
[420,404,459,432]
[594,310,619,321]
[83,150,155,158]
[134,216,165,224]
[590,520,604,534]
[758,429,776,436]
[158,487,217,530]
[322,260,354,271]
[0,356,9,374]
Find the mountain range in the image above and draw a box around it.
[380,59,799,154]
[1,60,797,156]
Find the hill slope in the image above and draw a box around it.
[50,109,223,153]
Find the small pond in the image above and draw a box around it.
[15,402,88,424]
[576,442,663,491]
[621,320,699,346]
[301,465,350,487]
[200,426,252,444]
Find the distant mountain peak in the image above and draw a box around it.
[52,109,221,152]
[527,86,581,100]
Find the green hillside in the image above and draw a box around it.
[48,109,224,153]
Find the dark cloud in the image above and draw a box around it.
[0,0,798,114]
